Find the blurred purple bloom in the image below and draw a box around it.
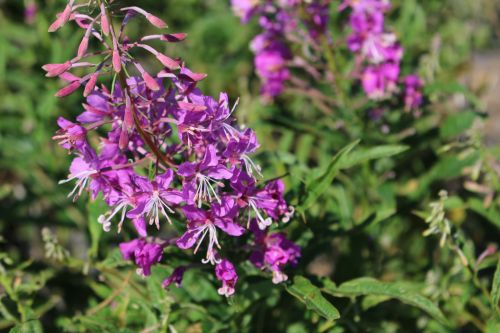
[119,238,164,276]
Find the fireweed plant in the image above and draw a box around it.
[231,0,424,114]
[43,0,299,297]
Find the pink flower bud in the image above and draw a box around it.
[100,3,110,36]
[48,2,73,32]
[178,67,207,82]
[156,54,180,70]
[177,101,207,112]
[124,95,134,128]
[146,14,167,29]
[121,7,167,29]
[112,49,121,73]
[83,72,99,97]
[77,35,89,58]
[56,80,80,97]
[161,33,187,42]
[59,72,80,82]
[42,61,72,77]
[119,125,129,150]
[142,72,160,91]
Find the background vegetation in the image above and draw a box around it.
[1,0,500,332]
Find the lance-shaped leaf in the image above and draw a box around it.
[299,140,359,211]
[87,195,108,259]
[491,258,500,315]
[323,277,448,324]
[339,145,409,169]
[286,276,340,321]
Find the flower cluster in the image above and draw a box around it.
[232,0,424,112]
[232,0,331,99]
[45,0,299,296]
[341,0,423,109]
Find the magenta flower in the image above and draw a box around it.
[178,145,233,207]
[46,1,297,295]
[249,220,301,283]
[176,197,245,264]
[127,170,184,228]
[215,259,238,297]
[162,266,187,289]
[120,238,164,276]
[403,74,424,112]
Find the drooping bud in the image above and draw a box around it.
[83,72,99,97]
[121,7,167,29]
[55,80,80,97]
[145,13,167,29]
[143,71,160,91]
[112,48,121,73]
[156,53,180,70]
[42,61,72,77]
[48,0,74,32]
[100,3,110,36]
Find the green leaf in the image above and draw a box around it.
[286,276,340,321]
[424,82,483,110]
[491,258,500,315]
[440,111,477,139]
[87,195,108,259]
[9,320,43,333]
[487,317,500,333]
[339,145,409,169]
[468,198,500,230]
[299,140,359,210]
[323,277,447,324]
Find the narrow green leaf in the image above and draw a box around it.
[323,277,447,324]
[87,195,107,259]
[300,140,360,210]
[487,317,500,333]
[9,320,43,333]
[440,111,477,139]
[424,82,483,110]
[286,276,340,321]
[491,258,500,315]
[339,145,409,169]
[468,198,500,230]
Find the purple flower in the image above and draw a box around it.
[342,0,409,101]
[178,145,233,207]
[231,0,261,23]
[162,266,187,288]
[176,197,245,264]
[47,0,297,296]
[361,63,400,99]
[249,222,301,283]
[127,169,184,228]
[53,117,92,157]
[119,238,164,276]
[215,259,238,297]
[24,2,37,25]
[403,74,424,111]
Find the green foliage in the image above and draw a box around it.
[323,277,447,324]
[1,0,500,332]
[286,276,340,321]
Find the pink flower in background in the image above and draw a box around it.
[24,2,37,25]
[232,0,332,99]
[403,74,424,111]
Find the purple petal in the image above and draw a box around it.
[214,218,245,236]
[176,228,202,249]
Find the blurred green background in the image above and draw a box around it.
[1,0,500,332]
